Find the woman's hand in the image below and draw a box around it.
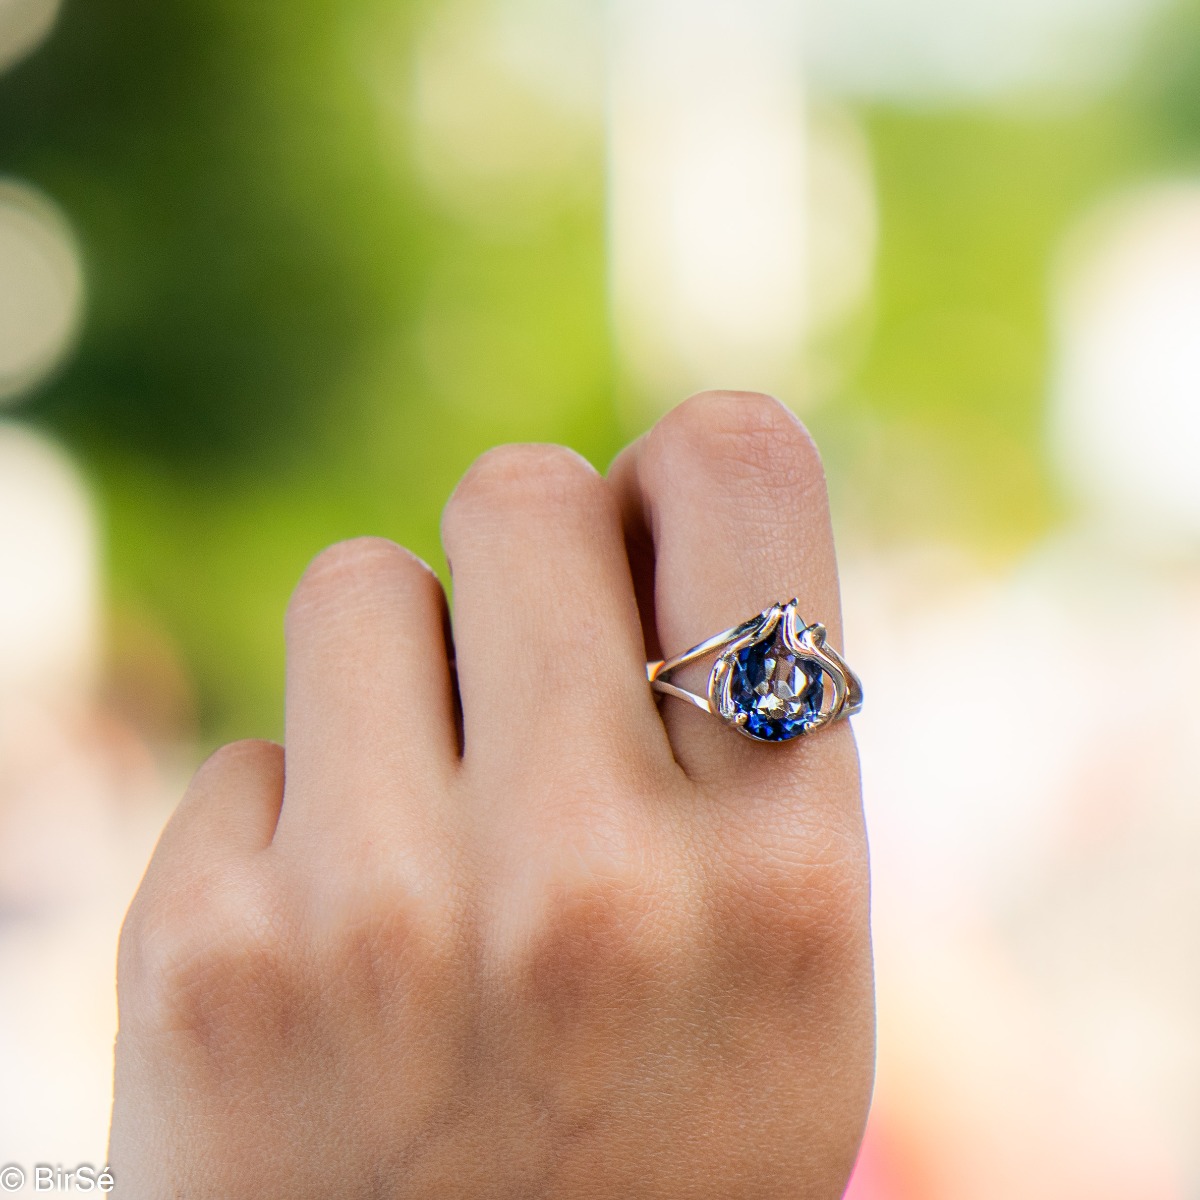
[109,392,874,1198]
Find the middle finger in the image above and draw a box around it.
[441,443,663,774]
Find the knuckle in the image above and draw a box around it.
[648,390,826,491]
[676,389,801,442]
[301,535,406,584]
[118,874,194,988]
[514,859,669,1014]
[190,738,281,791]
[333,886,462,1007]
[443,443,601,533]
[121,870,296,1042]
[286,536,434,630]
[707,823,869,976]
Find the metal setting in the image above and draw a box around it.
[646,599,862,742]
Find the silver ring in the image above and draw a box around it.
[646,599,863,743]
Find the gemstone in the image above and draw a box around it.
[728,629,824,742]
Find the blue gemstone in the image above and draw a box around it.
[729,631,824,742]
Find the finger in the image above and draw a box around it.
[120,741,285,997]
[275,537,459,848]
[608,391,855,788]
[441,443,665,773]
[151,739,285,872]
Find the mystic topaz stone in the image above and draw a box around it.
[729,629,824,742]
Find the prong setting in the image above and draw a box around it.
[649,599,862,743]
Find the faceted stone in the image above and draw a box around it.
[728,629,824,742]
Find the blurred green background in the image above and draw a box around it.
[3,0,1199,744]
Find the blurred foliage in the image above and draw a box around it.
[0,0,617,741]
[1139,0,1200,159]
[818,105,1137,547]
[0,0,411,462]
[2,0,1199,742]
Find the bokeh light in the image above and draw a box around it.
[0,0,59,75]
[609,0,811,406]
[0,180,82,405]
[410,0,602,232]
[1052,182,1200,540]
[0,423,95,698]
[805,0,1168,101]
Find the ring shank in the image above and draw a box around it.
[645,614,757,714]
[645,672,712,713]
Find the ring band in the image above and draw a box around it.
[646,599,862,743]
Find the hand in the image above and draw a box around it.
[109,392,874,1198]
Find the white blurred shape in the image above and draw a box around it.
[804,0,1167,103]
[0,423,97,700]
[609,0,807,405]
[847,548,1096,918]
[404,0,602,232]
[0,0,60,75]
[609,0,875,413]
[844,541,1200,1194]
[0,179,84,405]
[806,106,876,339]
[1052,184,1200,541]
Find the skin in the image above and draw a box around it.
[108,391,875,1199]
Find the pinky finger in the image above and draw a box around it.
[150,739,285,872]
